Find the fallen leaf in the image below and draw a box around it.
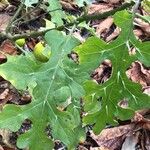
[91,60,112,84]
[0,89,9,100]
[133,29,144,39]
[121,132,139,150]
[0,40,17,62]
[143,86,150,95]
[105,26,120,42]
[0,129,15,149]
[96,17,114,36]
[60,0,77,10]
[126,61,150,87]
[90,125,132,150]
[0,0,9,12]
[90,147,110,150]
[89,110,150,150]
[134,18,150,36]
[88,4,113,14]
[0,14,11,31]
[103,0,121,4]
[0,145,4,150]
[78,145,88,150]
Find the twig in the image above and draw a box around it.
[4,1,135,41]
[17,8,62,27]
[12,0,44,25]
[135,13,150,23]
[132,0,141,14]
[77,1,135,22]
[6,0,25,33]
[15,44,26,53]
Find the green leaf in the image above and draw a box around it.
[142,0,150,12]
[47,0,66,26]
[0,30,87,149]
[24,0,38,7]
[75,10,150,134]
[132,40,150,67]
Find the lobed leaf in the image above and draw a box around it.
[0,30,87,149]
[75,10,150,134]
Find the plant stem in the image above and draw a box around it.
[6,0,25,33]
[135,13,150,23]
[12,0,43,25]
[77,1,135,22]
[4,1,135,40]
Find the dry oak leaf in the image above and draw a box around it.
[91,60,112,84]
[90,147,110,150]
[0,40,17,61]
[0,0,9,12]
[134,18,150,36]
[90,111,150,150]
[60,0,77,10]
[126,61,150,87]
[143,86,150,95]
[103,0,120,4]
[105,27,120,42]
[0,14,11,31]
[96,17,114,36]
[133,29,144,39]
[0,129,15,149]
[90,125,132,150]
[88,4,113,15]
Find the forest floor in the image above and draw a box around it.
[0,0,150,149]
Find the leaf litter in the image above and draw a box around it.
[0,0,150,149]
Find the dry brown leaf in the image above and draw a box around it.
[103,0,121,4]
[91,60,112,84]
[96,17,114,36]
[89,111,150,150]
[88,4,113,14]
[78,145,88,150]
[3,147,15,150]
[0,129,15,149]
[126,61,150,87]
[143,86,150,95]
[133,29,144,39]
[90,147,110,150]
[0,40,17,61]
[106,27,120,42]
[60,0,76,10]
[0,14,11,32]
[73,31,85,42]
[0,80,27,106]
[0,145,4,150]
[0,89,9,100]
[121,132,139,150]
[90,125,132,150]
[134,18,150,36]
[0,0,9,12]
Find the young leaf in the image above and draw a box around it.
[47,0,66,26]
[0,30,87,149]
[75,10,150,134]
